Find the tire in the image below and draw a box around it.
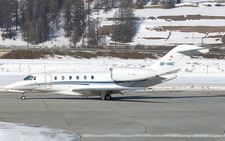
[105,94,112,100]
[21,95,26,100]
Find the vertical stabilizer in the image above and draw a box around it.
[147,45,208,76]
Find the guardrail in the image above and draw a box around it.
[0,44,176,52]
[0,44,224,53]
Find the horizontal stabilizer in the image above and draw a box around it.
[177,46,209,55]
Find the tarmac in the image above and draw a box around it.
[1,90,225,141]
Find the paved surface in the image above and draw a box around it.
[1,91,225,141]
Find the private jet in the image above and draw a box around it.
[5,45,208,100]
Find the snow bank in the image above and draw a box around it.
[0,122,80,141]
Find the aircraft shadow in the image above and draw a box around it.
[25,94,165,103]
[26,96,164,103]
[111,95,223,103]
[24,94,223,103]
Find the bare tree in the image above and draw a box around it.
[87,18,98,45]
[0,0,19,38]
[136,0,150,8]
[70,0,87,46]
[36,18,45,43]
[20,0,50,44]
[93,0,119,11]
[222,35,225,44]
[49,0,60,37]
[63,0,73,37]
[162,0,175,8]
[151,0,159,5]
[71,26,79,47]
[112,0,137,42]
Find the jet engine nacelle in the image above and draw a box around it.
[110,67,156,81]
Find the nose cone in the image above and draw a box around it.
[5,82,25,93]
[5,84,15,90]
[5,81,22,90]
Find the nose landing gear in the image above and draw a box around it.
[21,93,26,100]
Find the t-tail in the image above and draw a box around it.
[147,45,209,82]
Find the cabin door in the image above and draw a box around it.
[45,74,52,89]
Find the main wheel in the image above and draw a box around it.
[21,95,26,100]
[105,94,112,100]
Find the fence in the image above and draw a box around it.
[0,44,177,52]
[0,44,224,53]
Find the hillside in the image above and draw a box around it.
[0,0,225,49]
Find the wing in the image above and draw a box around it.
[72,87,142,91]
[54,86,146,96]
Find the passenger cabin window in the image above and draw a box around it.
[62,76,65,80]
[76,76,79,80]
[23,75,34,81]
[54,76,57,80]
[84,75,87,80]
[69,76,72,80]
[91,75,94,79]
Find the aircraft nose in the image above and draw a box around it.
[5,84,15,90]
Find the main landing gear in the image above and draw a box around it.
[104,94,112,100]
[21,93,26,100]
[101,91,112,100]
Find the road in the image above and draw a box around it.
[1,91,225,141]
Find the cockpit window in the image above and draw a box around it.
[23,75,34,81]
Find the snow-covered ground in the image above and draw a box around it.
[0,56,225,90]
[0,122,80,141]
[98,4,225,46]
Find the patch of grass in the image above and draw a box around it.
[142,37,166,40]
[158,15,186,21]
[1,49,225,59]
[161,26,225,33]
[0,50,158,59]
[207,35,223,38]
[98,25,116,35]
[148,16,157,20]
[157,15,225,21]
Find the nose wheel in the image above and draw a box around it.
[21,94,26,100]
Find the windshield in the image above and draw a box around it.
[23,75,34,81]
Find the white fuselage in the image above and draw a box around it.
[6,69,169,96]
